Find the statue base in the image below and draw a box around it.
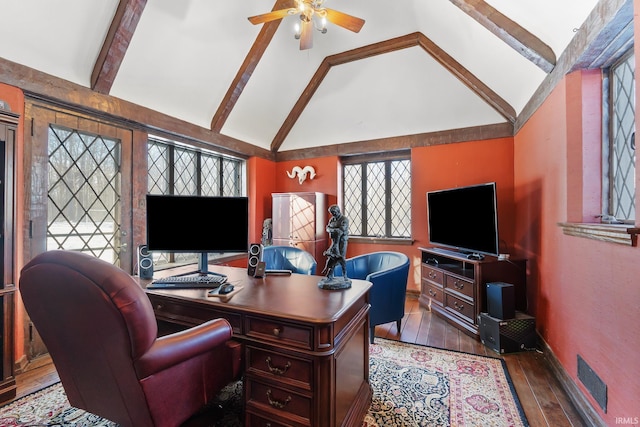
[318,276,352,290]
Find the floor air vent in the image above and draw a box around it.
[577,354,607,412]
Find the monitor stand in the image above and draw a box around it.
[171,253,228,279]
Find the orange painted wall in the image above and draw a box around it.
[514,70,640,423]
[0,83,26,364]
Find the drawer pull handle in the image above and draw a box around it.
[428,289,436,297]
[453,281,464,290]
[155,304,164,310]
[266,357,291,375]
[273,327,282,337]
[266,389,291,409]
[428,271,437,279]
[453,301,465,311]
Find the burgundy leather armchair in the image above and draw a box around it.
[19,250,242,427]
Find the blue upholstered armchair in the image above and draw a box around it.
[334,251,410,343]
[262,245,318,275]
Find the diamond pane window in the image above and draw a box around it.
[47,125,121,265]
[147,138,244,266]
[343,154,411,238]
[608,51,636,222]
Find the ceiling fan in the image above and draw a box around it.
[248,0,365,50]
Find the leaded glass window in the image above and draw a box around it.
[606,50,636,223]
[343,153,411,238]
[147,138,244,267]
[47,125,122,264]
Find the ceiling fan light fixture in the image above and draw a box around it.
[248,0,364,50]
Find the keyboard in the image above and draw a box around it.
[148,274,227,289]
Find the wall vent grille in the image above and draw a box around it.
[577,354,607,412]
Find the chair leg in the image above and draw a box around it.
[396,319,402,332]
[370,326,375,344]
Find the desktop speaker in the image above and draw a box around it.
[479,312,536,354]
[138,244,154,279]
[486,282,515,320]
[248,243,263,276]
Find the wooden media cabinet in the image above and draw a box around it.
[418,247,527,338]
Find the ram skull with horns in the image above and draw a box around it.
[287,166,316,184]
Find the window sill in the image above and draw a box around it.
[348,236,414,245]
[558,222,640,247]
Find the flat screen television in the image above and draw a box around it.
[146,194,249,275]
[426,182,499,258]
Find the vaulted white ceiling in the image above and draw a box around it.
[0,0,602,154]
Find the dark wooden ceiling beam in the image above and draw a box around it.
[275,123,514,161]
[415,33,516,123]
[211,0,294,132]
[270,32,515,152]
[91,0,147,94]
[450,0,556,73]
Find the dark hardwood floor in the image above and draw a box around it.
[11,294,586,426]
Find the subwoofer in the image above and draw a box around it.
[486,282,515,320]
[248,243,263,276]
[138,244,154,279]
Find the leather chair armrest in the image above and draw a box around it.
[135,318,232,378]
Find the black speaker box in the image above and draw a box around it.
[138,244,153,279]
[486,282,515,320]
[479,312,536,354]
[248,243,263,276]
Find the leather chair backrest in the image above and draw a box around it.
[20,250,158,424]
[262,245,317,275]
[340,251,409,280]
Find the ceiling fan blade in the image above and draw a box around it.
[248,8,294,25]
[300,19,313,50]
[323,8,365,33]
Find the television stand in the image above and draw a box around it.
[466,253,485,261]
[419,247,527,338]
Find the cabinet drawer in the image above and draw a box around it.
[246,380,312,423]
[247,346,312,390]
[445,293,475,324]
[421,282,444,306]
[246,316,313,350]
[422,265,444,285]
[445,275,474,300]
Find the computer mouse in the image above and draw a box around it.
[218,284,235,295]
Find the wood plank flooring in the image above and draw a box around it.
[10,294,586,426]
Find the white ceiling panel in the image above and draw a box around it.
[0,0,118,86]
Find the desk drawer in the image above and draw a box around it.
[246,316,313,350]
[445,275,474,300]
[445,293,475,324]
[148,294,242,333]
[246,380,311,423]
[247,346,312,390]
[422,265,444,286]
[245,412,294,427]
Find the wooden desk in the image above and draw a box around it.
[140,266,372,427]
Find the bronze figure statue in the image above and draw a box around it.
[319,205,352,290]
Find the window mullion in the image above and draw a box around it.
[385,161,392,237]
[361,164,368,236]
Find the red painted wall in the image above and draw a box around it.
[514,70,640,423]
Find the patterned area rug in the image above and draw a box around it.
[0,339,528,427]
